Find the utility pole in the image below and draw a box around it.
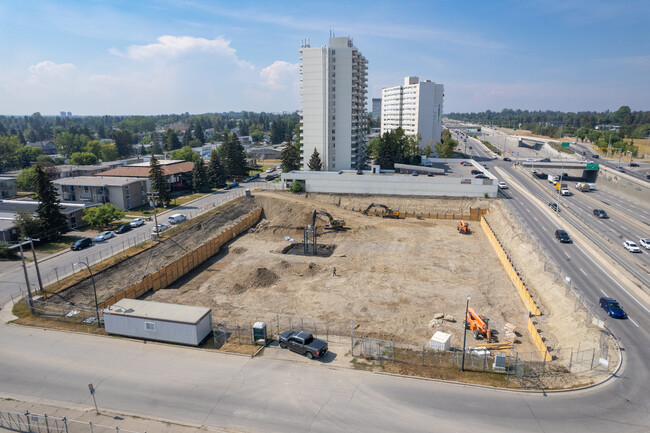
[12,242,34,313]
[147,191,160,239]
[26,238,44,297]
[461,295,471,372]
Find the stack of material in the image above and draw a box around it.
[429,331,452,351]
[476,341,514,351]
[503,322,517,342]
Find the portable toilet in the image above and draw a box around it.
[253,322,267,346]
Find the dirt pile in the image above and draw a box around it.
[58,197,258,306]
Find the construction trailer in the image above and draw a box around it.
[103,299,212,346]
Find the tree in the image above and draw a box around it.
[164,129,181,151]
[34,165,68,241]
[308,148,322,171]
[148,155,171,205]
[250,129,264,143]
[14,210,41,239]
[194,122,205,144]
[289,181,303,193]
[218,133,248,177]
[81,203,125,228]
[100,142,119,162]
[192,159,209,192]
[69,152,98,165]
[113,129,133,157]
[207,150,226,188]
[170,146,200,162]
[423,141,433,158]
[281,138,301,172]
[182,129,193,147]
[14,145,42,168]
[55,132,87,157]
[139,143,147,155]
[434,140,455,158]
[0,135,21,171]
[366,138,381,159]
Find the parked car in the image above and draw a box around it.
[593,209,609,219]
[548,202,560,212]
[599,297,627,319]
[224,181,239,190]
[152,224,169,234]
[474,174,488,179]
[71,238,92,251]
[555,229,571,243]
[278,330,328,359]
[639,238,650,250]
[266,167,276,173]
[411,171,419,176]
[168,213,187,224]
[503,157,511,162]
[129,218,145,228]
[623,240,641,253]
[498,182,508,189]
[94,231,115,242]
[115,224,132,234]
[422,162,433,167]
[427,172,434,177]
[471,169,482,175]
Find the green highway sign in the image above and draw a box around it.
[586,163,599,170]
[561,142,570,147]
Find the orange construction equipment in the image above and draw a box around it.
[465,307,494,342]
[457,220,471,234]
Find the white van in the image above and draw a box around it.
[168,213,187,224]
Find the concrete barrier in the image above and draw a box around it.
[528,317,552,362]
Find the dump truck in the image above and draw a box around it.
[362,203,400,219]
[457,220,471,234]
[465,307,494,342]
[575,183,590,192]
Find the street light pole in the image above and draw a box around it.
[74,261,100,328]
[26,238,44,297]
[461,295,471,372]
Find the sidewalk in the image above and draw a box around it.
[0,395,231,433]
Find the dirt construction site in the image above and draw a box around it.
[144,192,538,353]
[53,190,605,364]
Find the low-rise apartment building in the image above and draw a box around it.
[53,176,148,210]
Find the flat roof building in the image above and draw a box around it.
[300,36,368,171]
[381,76,444,150]
[53,176,148,210]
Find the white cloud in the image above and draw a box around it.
[260,61,299,91]
[110,35,253,69]
[26,61,75,85]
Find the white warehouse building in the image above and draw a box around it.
[381,77,444,150]
[299,36,368,171]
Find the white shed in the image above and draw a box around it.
[103,299,212,346]
[429,331,452,351]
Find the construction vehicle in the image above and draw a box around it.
[312,210,345,230]
[362,203,400,219]
[457,220,471,234]
[465,307,494,342]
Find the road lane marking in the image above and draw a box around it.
[600,289,608,296]
[580,268,587,276]
[541,226,547,232]
[564,251,570,258]
[629,317,640,327]
[533,216,538,221]
[573,243,650,314]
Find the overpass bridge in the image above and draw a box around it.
[519,161,600,182]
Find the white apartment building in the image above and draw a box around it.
[381,77,444,150]
[299,37,368,171]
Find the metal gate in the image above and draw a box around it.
[359,337,395,362]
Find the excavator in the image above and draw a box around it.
[362,203,400,219]
[457,220,471,234]
[312,210,346,230]
[465,307,494,342]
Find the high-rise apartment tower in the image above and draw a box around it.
[299,37,368,171]
[381,77,444,150]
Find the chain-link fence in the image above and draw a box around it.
[30,298,103,326]
[211,315,353,348]
[0,409,143,433]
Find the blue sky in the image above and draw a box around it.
[1,0,648,115]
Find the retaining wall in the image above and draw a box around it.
[528,318,552,362]
[98,208,262,308]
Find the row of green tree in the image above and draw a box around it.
[447,106,650,139]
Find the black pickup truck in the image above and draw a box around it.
[278,331,328,359]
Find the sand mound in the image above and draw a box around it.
[248,267,279,288]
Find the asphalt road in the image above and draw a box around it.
[1,320,649,432]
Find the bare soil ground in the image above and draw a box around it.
[148,191,537,353]
[57,197,257,306]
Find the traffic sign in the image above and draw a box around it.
[561,142,570,147]
[586,163,599,170]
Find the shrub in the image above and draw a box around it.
[289,181,303,193]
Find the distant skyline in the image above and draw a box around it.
[1,0,648,115]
